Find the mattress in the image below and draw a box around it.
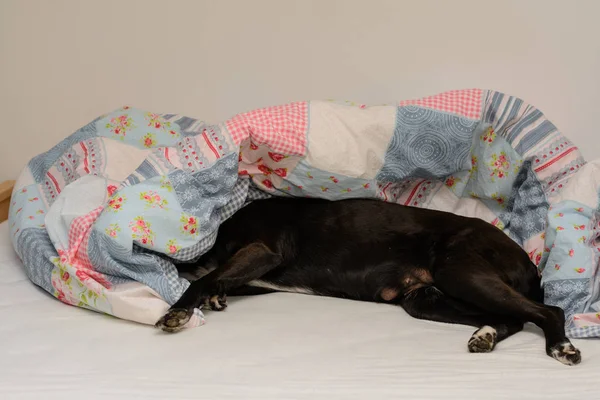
[1,221,598,400]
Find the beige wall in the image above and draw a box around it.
[1,0,599,181]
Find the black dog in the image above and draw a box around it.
[156,197,581,365]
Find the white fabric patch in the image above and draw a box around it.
[552,160,600,209]
[306,101,396,179]
[44,174,107,251]
[426,184,498,222]
[102,138,152,182]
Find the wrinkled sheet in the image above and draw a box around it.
[1,221,599,400]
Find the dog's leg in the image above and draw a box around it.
[156,242,282,332]
[435,270,581,366]
[400,286,523,352]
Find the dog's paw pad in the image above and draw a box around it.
[468,325,497,353]
[549,342,582,366]
[155,308,192,333]
[209,295,227,311]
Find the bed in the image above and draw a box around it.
[1,217,599,399]
[5,89,600,398]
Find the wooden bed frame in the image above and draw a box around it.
[0,180,16,224]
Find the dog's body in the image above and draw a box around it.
[157,198,581,365]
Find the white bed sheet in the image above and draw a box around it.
[1,222,599,400]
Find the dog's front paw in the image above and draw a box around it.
[468,325,497,353]
[155,308,193,333]
[548,341,582,366]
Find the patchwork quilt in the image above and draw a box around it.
[9,89,600,337]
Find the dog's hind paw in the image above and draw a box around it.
[548,341,582,366]
[468,325,497,353]
[203,294,228,311]
[155,308,193,333]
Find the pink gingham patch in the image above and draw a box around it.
[225,102,308,156]
[68,206,103,270]
[399,89,482,120]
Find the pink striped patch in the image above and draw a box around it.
[534,147,577,173]
[202,130,221,159]
[80,142,90,174]
[399,89,483,120]
[404,180,425,206]
[380,182,392,201]
[225,102,308,155]
[46,172,61,194]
